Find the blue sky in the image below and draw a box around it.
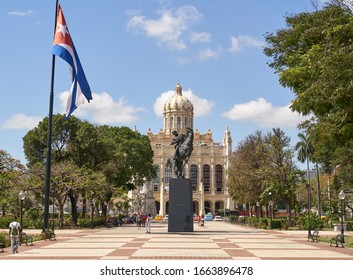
[0,0,329,165]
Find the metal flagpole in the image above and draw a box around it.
[43,0,59,230]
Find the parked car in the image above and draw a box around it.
[213,215,223,221]
[204,213,213,221]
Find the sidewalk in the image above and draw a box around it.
[1,221,353,260]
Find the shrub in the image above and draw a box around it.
[0,232,10,247]
[238,216,246,225]
[297,212,324,230]
[346,221,353,231]
[229,215,238,223]
[78,218,105,228]
[257,218,268,229]
[0,216,12,228]
[270,219,283,229]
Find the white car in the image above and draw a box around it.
[213,215,223,221]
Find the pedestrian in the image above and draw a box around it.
[145,214,152,233]
[9,216,21,254]
[136,213,142,230]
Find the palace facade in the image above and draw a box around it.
[132,83,235,217]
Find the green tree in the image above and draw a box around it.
[227,131,267,210]
[264,128,299,225]
[23,114,156,222]
[0,150,26,216]
[227,129,299,224]
[264,2,353,213]
[264,3,353,133]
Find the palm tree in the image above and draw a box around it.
[295,132,314,237]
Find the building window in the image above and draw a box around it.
[203,164,210,193]
[190,164,198,191]
[216,164,223,193]
[177,117,181,128]
[204,201,211,214]
[153,165,160,192]
[184,117,187,128]
[164,164,172,187]
[215,201,224,214]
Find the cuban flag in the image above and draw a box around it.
[52,4,92,118]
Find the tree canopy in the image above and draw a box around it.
[264,2,353,201]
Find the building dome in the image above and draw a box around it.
[164,83,193,113]
[163,83,194,135]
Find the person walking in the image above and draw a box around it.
[136,213,142,230]
[9,216,21,254]
[145,214,152,233]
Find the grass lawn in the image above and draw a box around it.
[318,233,353,248]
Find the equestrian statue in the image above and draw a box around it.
[167,128,194,178]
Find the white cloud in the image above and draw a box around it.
[190,32,211,43]
[8,10,35,17]
[59,91,145,125]
[222,98,309,128]
[153,87,214,117]
[198,46,222,60]
[127,6,203,50]
[1,113,42,130]
[229,35,263,52]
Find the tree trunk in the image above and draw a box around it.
[102,202,107,220]
[68,193,78,226]
[58,201,64,228]
[82,197,87,218]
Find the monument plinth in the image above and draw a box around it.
[168,178,194,232]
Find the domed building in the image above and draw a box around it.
[132,83,235,217]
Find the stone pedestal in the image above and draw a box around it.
[168,178,194,232]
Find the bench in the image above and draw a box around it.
[308,230,319,242]
[42,228,56,241]
[330,234,344,248]
[20,232,33,246]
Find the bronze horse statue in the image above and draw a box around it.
[167,128,194,178]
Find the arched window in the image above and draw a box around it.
[215,201,224,214]
[216,164,223,193]
[190,164,198,191]
[153,165,160,192]
[164,164,172,187]
[203,164,210,193]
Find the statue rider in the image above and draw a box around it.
[170,130,186,165]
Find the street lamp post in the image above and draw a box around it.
[306,183,311,238]
[268,192,273,229]
[91,198,95,229]
[256,201,260,228]
[18,190,26,229]
[51,197,55,232]
[269,200,273,230]
[338,190,345,243]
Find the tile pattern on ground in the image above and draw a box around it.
[0,223,353,260]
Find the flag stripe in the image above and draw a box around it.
[52,3,92,118]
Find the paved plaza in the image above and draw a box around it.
[1,221,353,260]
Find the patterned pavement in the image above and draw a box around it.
[1,221,353,260]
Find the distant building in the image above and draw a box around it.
[132,83,235,216]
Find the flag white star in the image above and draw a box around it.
[56,23,69,38]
